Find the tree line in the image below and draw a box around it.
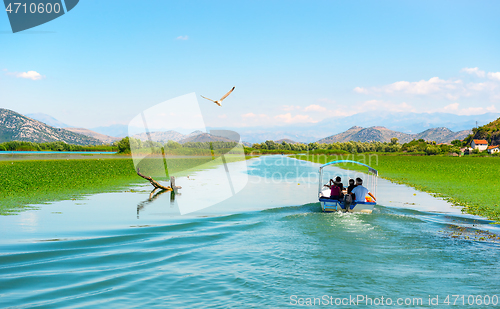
[248,138,464,155]
[117,137,242,155]
[0,137,471,156]
[0,140,117,152]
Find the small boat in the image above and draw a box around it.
[318,160,378,214]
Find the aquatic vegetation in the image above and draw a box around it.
[294,154,500,221]
[0,159,138,214]
[439,224,500,243]
[0,155,247,215]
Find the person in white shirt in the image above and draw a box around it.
[350,178,376,202]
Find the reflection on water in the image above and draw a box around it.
[0,156,499,308]
[136,188,177,219]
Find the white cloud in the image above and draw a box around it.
[354,77,463,96]
[442,103,459,112]
[428,103,496,116]
[242,112,256,118]
[487,72,500,81]
[218,114,227,119]
[241,112,269,119]
[6,70,44,80]
[281,105,301,111]
[457,105,497,115]
[304,104,327,112]
[388,77,462,95]
[317,98,336,104]
[359,100,416,113]
[487,105,496,112]
[354,86,368,94]
[274,113,318,124]
[445,93,460,100]
[353,68,500,101]
[461,67,485,78]
[176,35,189,40]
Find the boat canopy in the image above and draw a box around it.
[319,160,378,176]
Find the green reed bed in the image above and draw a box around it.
[0,155,247,215]
[294,154,500,221]
[0,159,138,214]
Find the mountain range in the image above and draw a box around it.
[317,126,471,144]
[33,111,495,143]
[132,130,238,144]
[210,111,500,143]
[64,128,121,144]
[25,113,70,128]
[10,110,497,145]
[0,109,102,145]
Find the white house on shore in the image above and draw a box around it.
[487,145,500,154]
[471,139,488,151]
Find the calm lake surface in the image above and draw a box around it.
[1,156,499,308]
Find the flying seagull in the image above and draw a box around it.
[200,86,235,106]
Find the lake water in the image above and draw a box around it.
[1,156,499,308]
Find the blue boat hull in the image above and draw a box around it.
[319,197,376,213]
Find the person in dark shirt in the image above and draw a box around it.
[328,176,344,200]
[347,178,356,194]
[329,181,342,200]
[329,176,344,191]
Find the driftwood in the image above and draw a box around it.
[136,168,173,191]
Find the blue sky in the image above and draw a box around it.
[1,0,500,129]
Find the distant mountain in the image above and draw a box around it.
[314,111,500,134]
[0,109,103,145]
[318,126,409,143]
[179,132,235,144]
[212,111,499,143]
[416,127,471,144]
[275,138,297,144]
[26,113,70,128]
[214,129,317,144]
[184,130,206,140]
[91,124,130,137]
[318,126,471,144]
[64,128,120,144]
[133,130,186,143]
[131,130,236,144]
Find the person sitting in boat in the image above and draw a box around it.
[329,176,344,191]
[347,178,356,194]
[329,180,343,200]
[351,178,376,202]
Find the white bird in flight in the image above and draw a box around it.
[200,86,235,106]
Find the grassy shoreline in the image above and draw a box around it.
[0,155,248,215]
[293,154,500,222]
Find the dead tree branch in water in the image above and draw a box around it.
[136,168,173,191]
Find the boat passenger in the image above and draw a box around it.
[329,181,343,200]
[351,178,376,202]
[329,176,344,191]
[347,179,356,194]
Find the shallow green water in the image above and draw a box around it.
[0,157,499,308]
